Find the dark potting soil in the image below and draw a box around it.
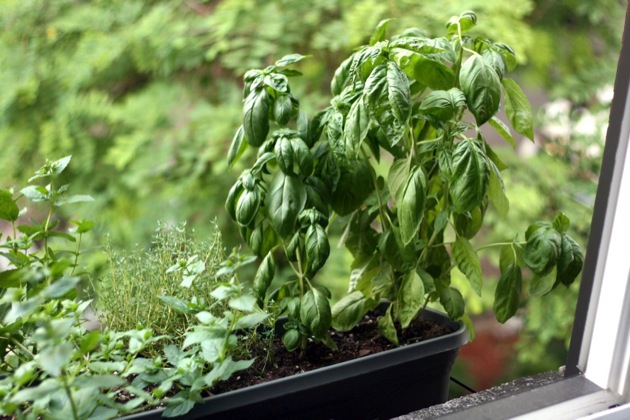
[210,312,452,395]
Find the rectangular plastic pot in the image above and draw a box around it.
[126,307,468,419]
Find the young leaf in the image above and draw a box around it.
[163,400,196,418]
[265,173,307,237]
[235,189,260,227]
[553,212,571,233]
[450,139,489,213]
[274,94,293,126]
[275,53,309,67]
[253,252,275,304]
[300,288,332,339]
[282,329,300,351]
[370,19,393,45]
[243,89,270,147]
[459,55,501,125]
[488,117,516,149]
[502,78,534,141]
[364,64,387,105]
[330,160,374,216]
[228,294,257,312]
[39,342,74,377]
[386,61,411,124]
[452,237,482,296]
[332,291,375,332]
[398,271,425,328]
[228,126,248,167]
[397,166,427,245]
[377,305,399,345]
[487,159,509,218]
[331,56,353,96]
[234,313,269,330]
[529,270,557,297]
[0,190,19,222]
[493,263,522,323]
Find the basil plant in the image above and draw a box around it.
[226,11,584,350]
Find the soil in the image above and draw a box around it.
[211,312,452,395]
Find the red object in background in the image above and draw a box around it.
[458,313,521,391]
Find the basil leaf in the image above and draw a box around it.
[370,19,392,45]
[459,55,501,125]
[0,190,19,222]
[377,304,399,345]
[398,271,425,328]
[493,263,522,323]
[265,173,307,238]
[331,56,352,96]
[386,61,411,124]
[344,98,370,157]
[387,158,411,201]
[274,136,294,175]
[502,78,534,141]
[300,288,332,339]
[438,284,465,320]
[332,291,376,332]
[235,188,260,227]
[481,49,506,80]
[452,236,482,296]
[524,226,562,276]
[282,329,300,351]
[304,224,330,275]
[275,53,308,67]
[253,252,275,305]
[553,212,571,233]
[331,160,374,216]
[556,234,584,287]
[398,165,427,245]
[419,88,466,122]
[227,125,248,168]
[364,64,387,106]
[529,271,556,297]
[273,94,293,126]
[225,180,243,222]
[243,89,270,147]
[487,158,509,218]
[400,53,455,90]
[488,116,516,149]
[291,137,314,176]
[450,139,489,213]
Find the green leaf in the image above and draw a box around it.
[553,212,571,233]
[370,19,392,45]
[0,190,19,221]
[493,263,522,323]
[79,330,101,355]
[419,88,466,122]
[305,224,330,274]
[72,218,94,234]
[54,194,94,206]
[282,329,300,351]
[452,237,482,295]
[158,296,196,314]
[460,55,501,125]
[273,94,293,126]
[228,294,257,312]
[253,252,275,304]
[331,56,352,96]
[481,49,506,80]
[73,374,125,389]
[163,400,196,418]
[234,312,269,330]
[529,270,557,297]
[487,159,509,218]
[387,61,411,124]
[399,53,455,90]
[397,166,427,245]
[39,342,74,377]
[556,234,584,287]
[446,11,477,35]
[228,125,248,167]
[398,271,425,329]
[344,98,370,157]
[265,173,307,237]
[387,158,411,201]
[438,284,465,320]
[225,180,243,222]
[330,160,374,216]
[235,188,259,227]
[377,304,399,345]
[42,276,80,298]
[275,53,309,67]
[204,356,255,386]
[243,89,270,147]
[364,64,387,105]
[524,226,562,276]
[332,291,375,332]
[502,78,534,141]
[450,139,489,213]
[300,288,332,339]
[488,117,516,149]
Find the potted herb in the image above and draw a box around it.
[221,10,583,417]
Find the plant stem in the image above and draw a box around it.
[475,241,525,252]
[62,375,79,420]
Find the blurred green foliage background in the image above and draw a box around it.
[0,0,626,388]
